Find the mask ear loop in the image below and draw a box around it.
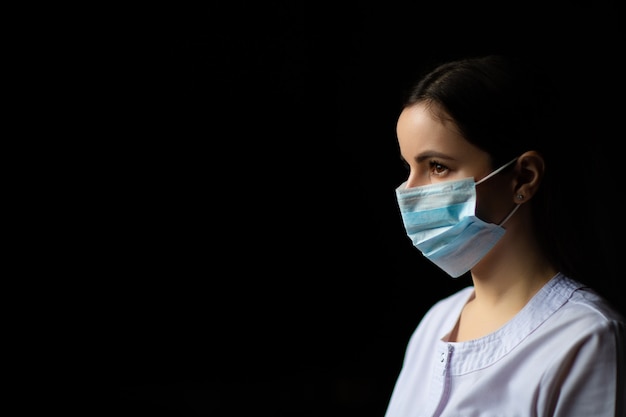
[499,203,521,226]
[474,157,521,226]
[475,157,518,185]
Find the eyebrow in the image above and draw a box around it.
[401,151,456,164]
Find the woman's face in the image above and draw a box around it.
[396,102,513,223]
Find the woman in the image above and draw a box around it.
[385,55,625,416]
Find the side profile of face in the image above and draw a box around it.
[397,102,514,224]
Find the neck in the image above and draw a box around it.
[469,212,557,311]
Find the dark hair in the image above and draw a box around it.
[401,54,594,293]
[403,55,559,168]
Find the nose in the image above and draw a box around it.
[405,171,423,189]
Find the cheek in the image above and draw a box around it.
[476,183,503,219]
[475,183,510,223]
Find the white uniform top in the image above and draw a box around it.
[384,273,625,417]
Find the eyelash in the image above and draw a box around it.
[401,159,450,178]
[429,160,449,177]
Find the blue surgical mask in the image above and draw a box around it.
[395,158,520,278]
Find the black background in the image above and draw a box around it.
[89,3,624,416]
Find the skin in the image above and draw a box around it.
[397,102,558,342]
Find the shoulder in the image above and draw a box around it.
[568,286,625,323]
[538,275,625,348]
[553,275,624,325]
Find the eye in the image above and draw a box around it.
[429,160,449,177]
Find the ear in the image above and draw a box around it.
[512,151,545,203]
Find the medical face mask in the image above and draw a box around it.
[395,158,520,278]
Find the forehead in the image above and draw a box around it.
[396,103,484,161]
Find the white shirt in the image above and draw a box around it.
[384,273,625,417]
